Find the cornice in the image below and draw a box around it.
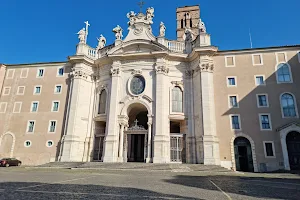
[68,55,95,66]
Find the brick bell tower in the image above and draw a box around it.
[176,5,200,41]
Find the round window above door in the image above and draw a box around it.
[129,75,145,95]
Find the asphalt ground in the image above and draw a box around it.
[0,167,299,199]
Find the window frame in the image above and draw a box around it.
[57,67,64,77]
[0,102,7,113]
[259,113,272,131]
[48,120,57,133]
[229,114,241,131]
[36,68,45,78]
[46,140,54,147]
[13,102,22,113]
[254,75,266,86]
[20,68,29,78]
[24,140,32,148]
[263,141,276,158]
[275,62,293,84]
[54,84,62,94]
[252,54,264,66]
[98,89,108,115]
[275,52,287,63]
[226,76,237,87]
[228,94,239,108]
[30,101,39,113]
[26,120,36,133]
[33,85,42,95]
[2,87,11,96]
[256,94,269,108]
[51,101,60,112]
[17,86,26,95]
[280,92,299,118]
[171,86,184,113]
[6,69,15,79]
[225,56,236,67]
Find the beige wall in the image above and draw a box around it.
[0,65,6,95]
[214,48,300,171]
[0,62,70,165]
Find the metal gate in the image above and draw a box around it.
[93,136,104,161]
[170,134,183,162]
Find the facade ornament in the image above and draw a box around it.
[171,81,183,87]
[110,67,120,76]
[70,68,88,79]
[113,25,123,40]
[96,34,106,50]
[77,28,86,44]
[145,7,154,24]
[127,11,137,25]
[198,18,206,33]
[131,69,142,75]
[185,70,194,78]
[184,27,193,54]
[200,63,214,72]
[159,22,166,37]
[155,65,169,75]
[128,119,146,131]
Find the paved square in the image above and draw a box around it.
[0,168,299,199]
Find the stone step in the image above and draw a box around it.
[37,162,84,168]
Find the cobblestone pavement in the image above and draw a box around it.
[0,167,299,199]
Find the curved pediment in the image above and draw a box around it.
[107,39,169,55]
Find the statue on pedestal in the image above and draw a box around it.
[96,34,106,50]
[198,19,206,33]
[145,7,154,24]
[127,11,136,25]
[159,22,166,37]
[77,28,86,44]
[113,25,123,40]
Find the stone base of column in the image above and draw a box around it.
[117,157,124,162]
[186,136,197,164]
[203,135,220,165]
[146,157,151,163]
[153,136,170,163]
[102,136,118,162]
[59,135,85,162]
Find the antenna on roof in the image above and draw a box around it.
[249,28,253,49]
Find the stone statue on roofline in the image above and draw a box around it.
[96,34,106,50]
[159,22,166,37]
[127,11,136,26]
[198,18,206,33]
[113,25,123,40]
[145,7,154,24]
[77,28,86,44]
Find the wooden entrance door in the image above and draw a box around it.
[287,131,300,170]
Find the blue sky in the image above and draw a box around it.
[1,0,300,64]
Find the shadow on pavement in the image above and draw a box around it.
[165,175,300,200]
[0,181,202,200]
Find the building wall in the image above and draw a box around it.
[0,62,70,165]
[0,65,6,95]
[214,49,300,171]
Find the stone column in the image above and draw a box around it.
[198,60,220,165]
[118,123,125,162]
[59,62,94,162]
[102,61,122,162]
[153,59,170,163]
[146,116,152,163]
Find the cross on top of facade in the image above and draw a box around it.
[134,119,139,126]
[137,0,145,13]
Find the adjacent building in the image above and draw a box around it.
[0,5,300,172]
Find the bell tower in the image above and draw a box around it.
[176,5,200,41]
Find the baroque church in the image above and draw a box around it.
[1,5,300,172]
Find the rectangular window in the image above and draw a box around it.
[252,54,263,65]
[49,121,57,133]
[231,115,241,130]
[27,121,35,133]
[13,102,22,113]
[227,77,236,86]
[31,102,39,112]
[20,68,29,78]
[229,95,238,108]
[37,68,44,77]
[0,102,7,113]
[276,52,287,63]
[264,142,275,157]
[2,87,11,95]
[225,56,235,67]
[34,86,41,94]
[260,114,272,130]
[17,86,25,95]
[52,101,59,112]
[57,67,64,76]
[54,85,62,94]
[257,94,268,107]
[255,75,265,85]
[6,69,15,79]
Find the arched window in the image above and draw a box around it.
[277,63,292,83]
[281,93,297,117]
[172,87,183,112]
[98,90,107,114]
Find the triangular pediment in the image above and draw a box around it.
[276,121,300,132]
[107,39,168,55]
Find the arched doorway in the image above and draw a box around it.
[126,103,149,162]
[286,131,300,170]
[0,133,15,158]
[234,137,254,172]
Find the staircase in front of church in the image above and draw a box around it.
[35,162,230,172]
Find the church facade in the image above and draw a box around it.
[1,5,300,172]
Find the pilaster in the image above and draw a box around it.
[102,61,122,162]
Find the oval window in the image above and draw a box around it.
[130,75,145,95]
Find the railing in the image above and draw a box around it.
[166,40,185,53]
[87,47,96,59]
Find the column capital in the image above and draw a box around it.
[155,65,169,75]
[69,68,89,79]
